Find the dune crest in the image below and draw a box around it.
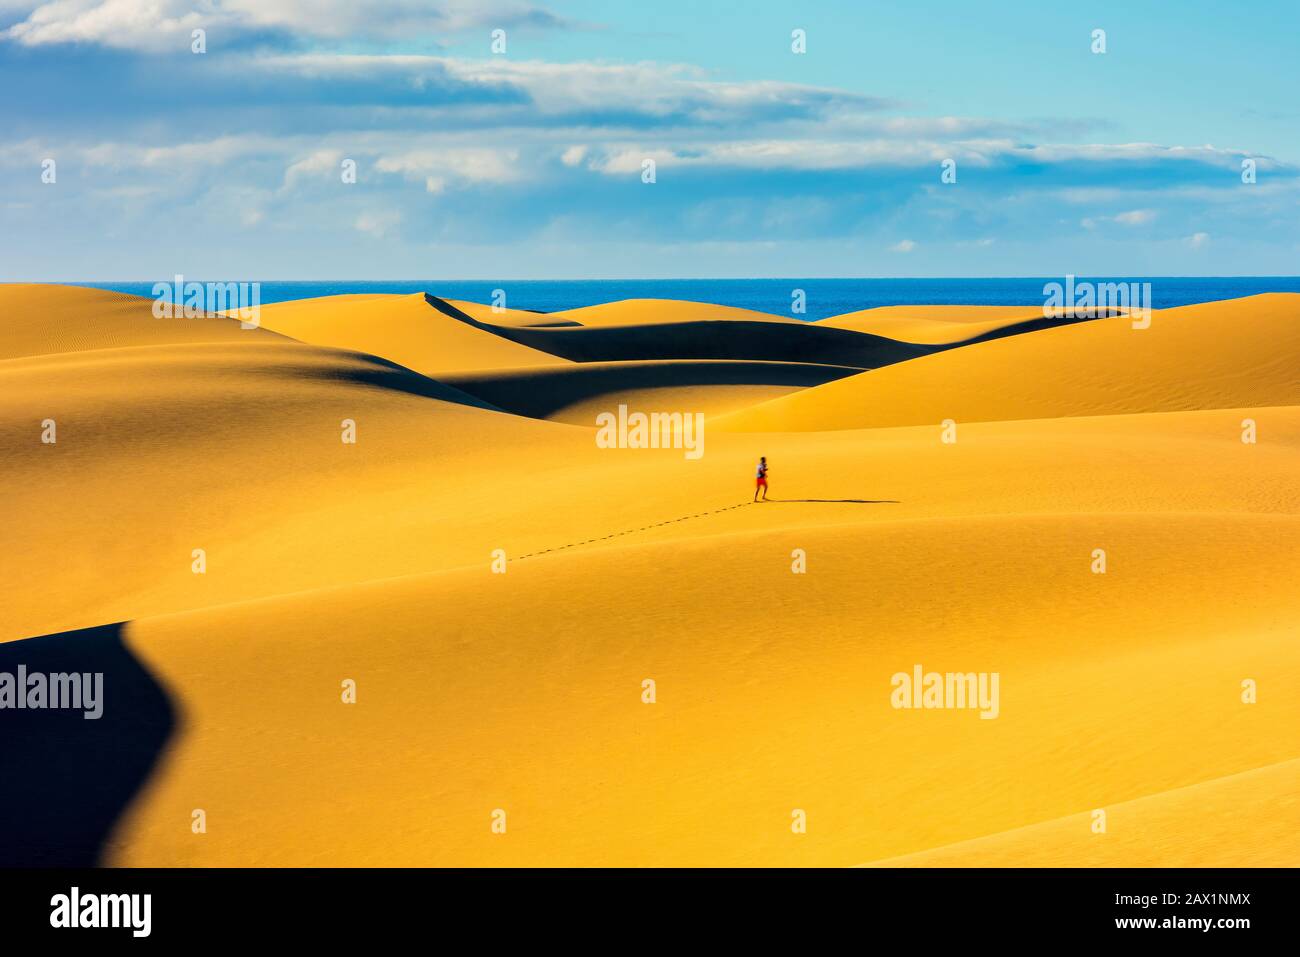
[0,284,287,360]
[716,293,1300,431]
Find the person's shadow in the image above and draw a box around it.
[0,622,178,865]
[760,498,899,504]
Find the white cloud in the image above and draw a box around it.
[1015,142,1248,165]
[1113,208,1156,225]
[282,149,344,190]
[250,53,884,128]
[577,137,1265,178]
[890,239,916,253]
[373,148,522,187]
[1186,232,1211,248]
[586,140,962,175]
[3,0,207,50]
[354,209,400,238]
[1,0,572,50]
[1082,208,1158,229]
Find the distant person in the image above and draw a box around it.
[754,456,769,502]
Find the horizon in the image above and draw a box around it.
[38,274,1300,320]
[16,273,1300,284]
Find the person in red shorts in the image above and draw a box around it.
[754,456,769,502]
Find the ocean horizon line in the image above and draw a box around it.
[8,274,1300,283]
[25,276,1298,321]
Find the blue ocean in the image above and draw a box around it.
[80,277,1300,322]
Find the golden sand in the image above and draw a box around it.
[816,304,1047,343]
[2,284,1296,866]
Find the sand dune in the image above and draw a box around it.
[817,304,1101,345]
[424,295,929,367]
[819,304,1042,338]
[3,283,1297,867]
[256,292,570,375]
[450,297,798,329]
[443,299,584,328]
[552,298,799,327]
[0,336,535,642]
[0,283,288,360]
[716,294,1300,431]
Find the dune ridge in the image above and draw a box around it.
[423,293,933,367]
[716,294,1300,431]
[0,283,290,360]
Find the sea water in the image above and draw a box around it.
[76,276,1300,322]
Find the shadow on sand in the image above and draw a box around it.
[759,498,900,504]
[0,622,177,866]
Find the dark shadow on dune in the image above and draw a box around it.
[762,498,900,504]
[426,295,1132,371]
[295,348,508,413]
[425,293,932,369]
[934,309,1120,349]
[0,622,178,866]
[442,359,862,419]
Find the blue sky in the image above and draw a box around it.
[2,0,1298,279]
